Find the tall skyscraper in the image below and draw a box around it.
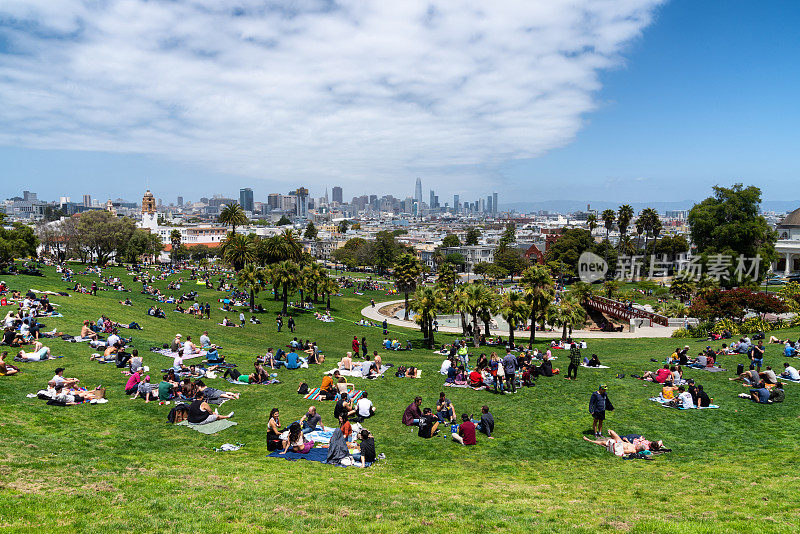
[267,193,280,210]
[453,194,460,212]
[493,192,498,213]
[332,186,343,204]
[429,190,436,208]
[414,178,423,205]
[239,188,254,212]
[82,194,92,207]
[177,196,184,207]
[294,187,309,218]
[487,195,493,214]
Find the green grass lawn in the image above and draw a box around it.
[1,264,800,533]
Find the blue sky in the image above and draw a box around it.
[0,0,797,207]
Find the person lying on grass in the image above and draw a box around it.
[222,362,270,384]
[45,383,105,405]
[187,390,234,425]
[196,379,239,401]
[641,365,672,384]
[583,430,639,457]
[0,351,20,375]
[18,342,57,361]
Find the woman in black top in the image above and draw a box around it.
[266,408,282,451]
[187,391,233,424]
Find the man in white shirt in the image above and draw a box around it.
[355,392,375,420]
[107,333,121,348]
[781,362,800,381]
[183,336,198,355]
[677,386,694,409]
[199,331,211,348]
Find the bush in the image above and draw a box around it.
[671,328,693,339]
[711,318,740,336]
[740,317,773,335]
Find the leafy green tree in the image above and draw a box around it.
[304,221,318,240]
[688,184,777,280]
[493,246,529,281]
[546,296,587,340]
[351,222,361,230]
[75,210,136,265]
[169,230,182,265]
[465,227,481,245]
[473,261,490,279]
[277,215,292,226]
[603,280,621,299]
[544,228,596,278]
[669,273,696,301]
[445,252,465,269]
[120,229,162,265]
[218,204,248,234]
[372,230,405,274]
[0,222,38,269]
[337,220,350,233]
[499,223,516,248]
[437,262,458,289]
[393,253,425,320]
[331,237,368,269]
[442,234,461,248]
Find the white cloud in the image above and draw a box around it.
[0,0,664,196]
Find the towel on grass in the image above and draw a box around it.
[225,377,281,386]
[325,365,391,378]
[581,363,610,369]
[778,376,800,384]
[303,388,364,402]
[177,419,237,434]
[686,365,727,372]
[151,348,206,361]
[649,397,719,409]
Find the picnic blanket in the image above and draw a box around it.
[779,376,800,384]
[581,363,610,369]
[325,365,391,378]
[225,377,281,386]
[177,419,237,434]
[649,397,719,409]
[444,382,489,390]
[267,447,329,463]
[150,348,207,361]
[685,365,726,372]
[303,388,365,403]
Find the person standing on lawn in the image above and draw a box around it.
[589,384,614,437]
[566,341,581,380]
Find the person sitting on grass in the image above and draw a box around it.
[436,392,456,423]
[80,320,98,341]
[320,370,339,400]
[769,383,785,403]
[339,352,354,371]
[284,349,301,370]
[667,385,693,409]
[267,408,282,451]
[784,342,798,358]
[352,429,376,467]
[729,365,761,386]
[205,345,224,364]
[582,429,638,457]
[355,391,375,422]
[641,365,672,384]
[452,413,477,446]
[183,335,199,356]
[124,368,142,395]
[158,375,177,401]
[300,406,322,435]
[0,351,20,375]
[759,366,778,386]
[780,362,800,381]
[402,396,423,426]
[418,408,440,438]
[131,375,158,403]
[475,405,495,438]
[187,390,234,425]
[586,354,601,367]
[281,421,312,454]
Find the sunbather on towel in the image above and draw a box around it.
[583,430,638,457]
[80,321,98,341]
[196,380,240,400]
[187,390,234,424]
[17,342,55,361]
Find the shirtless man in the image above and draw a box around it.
[582,430,637,457]
[80,320,98,341]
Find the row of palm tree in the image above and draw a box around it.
[409,263,587,348]
[236,260,339,314]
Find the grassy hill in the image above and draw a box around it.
[1,264,798,533]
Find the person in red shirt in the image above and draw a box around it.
[352,336,360,355]
[642,365,672,384]
[452,413,477,445]
[468,369,485,388]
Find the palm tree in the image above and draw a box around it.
[237,264,266,309]
[569,281,596,305]
[635,217,645,251]
[617,204,634,248]
[547,296,587,341]
[411,286,443,349]
[169,230,182,265]
[476,285,499,338]
[601,209,616,243]
[587,213,598,235]
[450,286,471,337]
[218,204,248,235]
[500,291,527,346]
[461,283,486,346]
[639,208,660,252]
[521,264,555,344]
[393,253,425,320]
[271,260,300,313]
[221,233,255,271]
[319,276,339,310]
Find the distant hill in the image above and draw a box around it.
[499,199,800,215]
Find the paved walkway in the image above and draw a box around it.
[361,300,680,340]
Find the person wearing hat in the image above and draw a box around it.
[170,333,182,352]
[588,384,614,437]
